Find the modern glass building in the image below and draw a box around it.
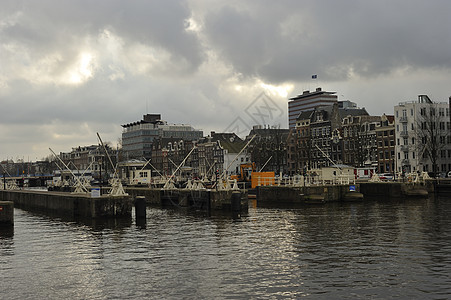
[121,114,203,160]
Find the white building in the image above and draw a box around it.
[394,95,451,175]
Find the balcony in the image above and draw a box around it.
[399,130,409,137]
[401,159,410,165]
[400,145,409,151]
[399,116,408,123]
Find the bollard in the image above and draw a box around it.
[231,191,241,214]
[0,201,14,226]
[135,196,146,220]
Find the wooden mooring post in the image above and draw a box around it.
[0,201,14,226]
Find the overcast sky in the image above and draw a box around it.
[1,0,451,161]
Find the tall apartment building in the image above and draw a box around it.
[121,114,203,160]
[288,87,338,129]
[394,95,451,175]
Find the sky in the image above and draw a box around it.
[1,0,451,161]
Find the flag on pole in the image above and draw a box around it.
[312,75,317,79]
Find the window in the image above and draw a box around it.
[403,124,408,132]
[412,137,415,145]
[412,152,415,159]
[404,152,409,159]
[411,109,414,116]
[439,108,445,116]
[402,109,407,117]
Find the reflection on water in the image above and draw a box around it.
[1,196,451,299]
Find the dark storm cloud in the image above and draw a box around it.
[202,0,451,82]
[1,0,204,73]
[1,0,451,159]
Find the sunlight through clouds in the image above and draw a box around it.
[1,0,451,159]
[259,81,294,98]
[67,52,95,84]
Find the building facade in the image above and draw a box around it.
[121,114,203,160]
[246,126,290,174]
[288,87,338,129]
[394,95,451,175]
[193,132,248,179]
[288,103,370,173]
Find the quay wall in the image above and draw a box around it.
[0,190,132,218]
[125,187,248,212]
[257,184,358,204]
[257,181,438,205]
[126,188,161,205]
[360,181,436,198]
[359,182,403,198]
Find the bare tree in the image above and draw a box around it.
[415,104,450,175]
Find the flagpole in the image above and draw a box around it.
[311,74,317,91]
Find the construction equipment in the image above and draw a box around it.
[231,162,256,182]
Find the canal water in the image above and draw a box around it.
[1,196,451,299]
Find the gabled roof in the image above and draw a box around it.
[296,110,314,121]
[212,133,245,153]
[338,108,369,119]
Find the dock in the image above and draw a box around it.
[0,190,133,218]
[126,187,248,214]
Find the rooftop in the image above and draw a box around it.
[289,87,336,101]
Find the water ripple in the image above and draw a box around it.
[1,197,451,299]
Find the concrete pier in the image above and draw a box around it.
[359,182,431,198]
[257,184,359,205]
[0,190,132,218]
[126,187,248,214]
[0,201,14,225]
[256,181,435,206]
